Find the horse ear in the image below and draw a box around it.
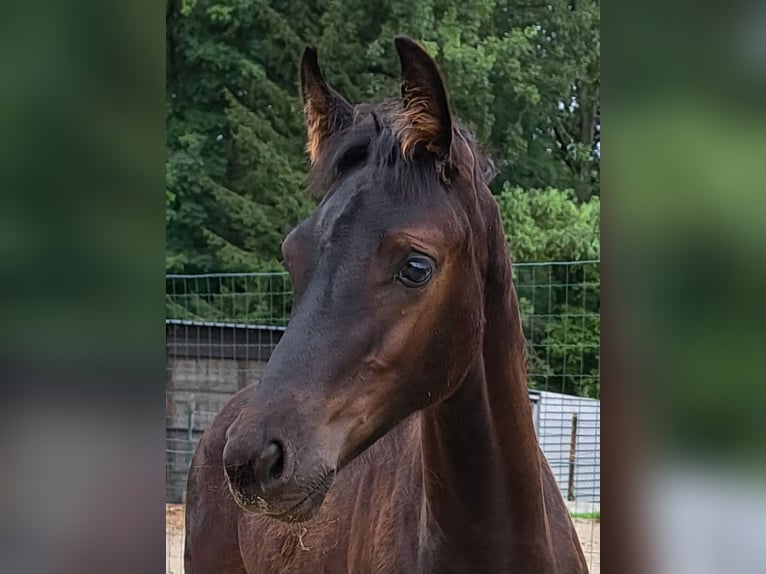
[300,47,353,164]
[393,36,452,161]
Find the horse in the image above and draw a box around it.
[184,36,588,574]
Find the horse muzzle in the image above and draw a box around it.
[222,415,337,522]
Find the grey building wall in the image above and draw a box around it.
[166,357,268,502]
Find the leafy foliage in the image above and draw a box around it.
[499,187,600,397]
[166,0,314,273]
[499,185,600,262]
[166,0,600,272]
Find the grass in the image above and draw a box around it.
[569,511,600,520]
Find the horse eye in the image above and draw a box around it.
[396,254,434,287]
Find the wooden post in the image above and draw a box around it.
[567,413,578,501]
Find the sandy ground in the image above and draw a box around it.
[167,504,185,574]
[167,504,600,574]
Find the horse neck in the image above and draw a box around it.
[417,241,552,569]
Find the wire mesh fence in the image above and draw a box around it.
[165,260,600,573]
[166,272,293,326]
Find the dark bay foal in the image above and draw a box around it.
[184,37,588,574]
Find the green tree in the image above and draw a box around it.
[487,0,600,200]
[167,0,600,272]
[497,186,600,397]
[166,0,316,273]
[315,0,600,198]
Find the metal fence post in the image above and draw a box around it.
[568,413,578,501]
[186,399,195,442]
[185,399,195,470]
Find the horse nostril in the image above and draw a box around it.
[224,440,286,495]
[255,441,285,484]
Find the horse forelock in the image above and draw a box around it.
[306,100,491,202]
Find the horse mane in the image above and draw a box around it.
[306,100,495,200]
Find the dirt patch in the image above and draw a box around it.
[166,504,185,574]
[166,504,600,574]
[574,518,601,574]
[167,504,185,532]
